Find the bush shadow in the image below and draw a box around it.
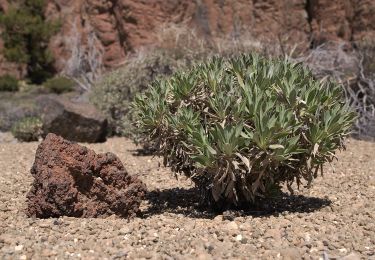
[129,147,156,156]
[141,187,332,219]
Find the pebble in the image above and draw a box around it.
[225,221,239,231]
[14,245,23,251]
[340,253,361,260]
[235,234,243,242]
[280,248,301,260]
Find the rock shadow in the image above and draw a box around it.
[141,187,332,219]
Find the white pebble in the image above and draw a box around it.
[15,245,23,251]
[235,234,243,241]
[339,248,348,254]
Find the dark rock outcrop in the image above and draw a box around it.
[37,95,108,143]
[26,133,146,218]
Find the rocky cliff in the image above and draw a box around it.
[1,0,374,77]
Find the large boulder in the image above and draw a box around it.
[26,133,147,218]
[37,95,108,143]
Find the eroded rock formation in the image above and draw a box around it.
[0,0,374,77]
[26,133,147,218]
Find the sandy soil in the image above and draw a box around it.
[0,137,374,259]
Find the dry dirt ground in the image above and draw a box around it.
[0,135,374,259]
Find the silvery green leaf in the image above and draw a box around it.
[269,144,285,150]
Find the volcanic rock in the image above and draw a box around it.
[37,95,108,143]
[26,133,147,218]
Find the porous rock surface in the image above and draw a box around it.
[26,133,146,218]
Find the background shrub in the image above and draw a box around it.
[11,116,43,142]
[0,75,19,92]
[91,49,183,136]
[133,54,356,207]
[299,41,375,140]
[352,41,375,140]
[0,0,60,84]
[44,76,76,94]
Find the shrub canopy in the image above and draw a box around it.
[44,76,75,94]
[133,54,356,206]
[0,74,19,92]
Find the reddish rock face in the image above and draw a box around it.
[1,0,375,77]
[26,133,146,218]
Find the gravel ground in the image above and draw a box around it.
[0,136,374,259]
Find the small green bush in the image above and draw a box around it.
[44,76,75,94]
[11,116,43,142]
[133,54,356,207]
[0,75,19,92]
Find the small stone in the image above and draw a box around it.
[264,229,281,240]
[38,222,50,228]
[20,255,27,260]
[239,223,251,231]
[340,253,361,260]
[197,253,212,260]
[204,243,214,253]
[213,215,223,222]
[280,248,301,260]
[15,245,23,251]
[41,249,58,257]
[0,234,14,244]
[114,251,128,259]
[225,221,239,231]
[338,248,348,254]
[119,227,132,235]
[235,234,243,242]
[53,219,62,225]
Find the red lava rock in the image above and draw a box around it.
[26,133,146,218]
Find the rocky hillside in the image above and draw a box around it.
[0,0,374,77]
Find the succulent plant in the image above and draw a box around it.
[133,54,356,207]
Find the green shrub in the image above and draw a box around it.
[0,75,19,92]
[133,54,356,207]
[91,49,182,136]
[0,0,60,84]
[44,76,76,94]
[11,116,43,142]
